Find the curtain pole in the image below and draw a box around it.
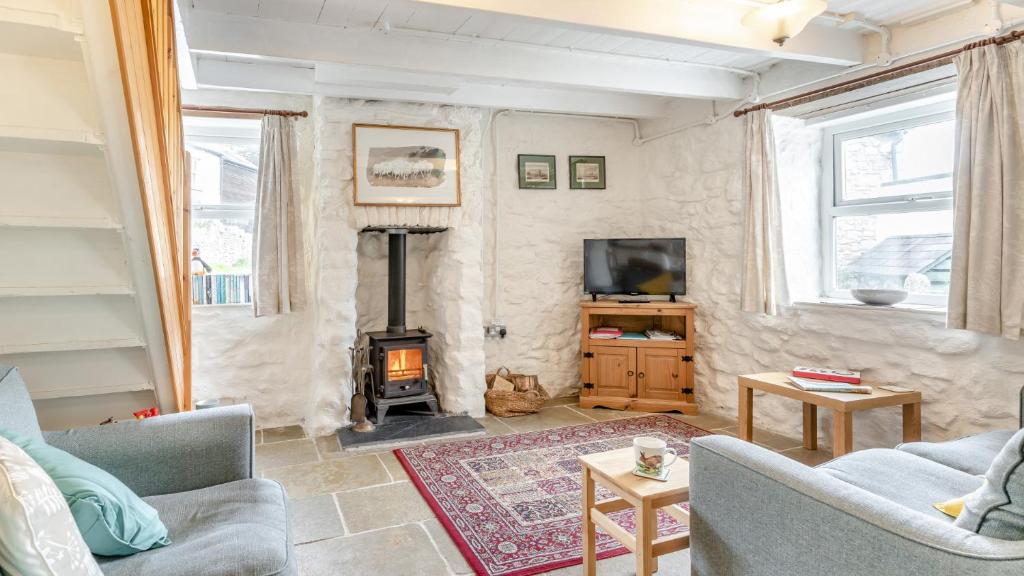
[181,105,308,118]
[735,29,1024,118]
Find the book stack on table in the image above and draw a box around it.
[789,367,872,394]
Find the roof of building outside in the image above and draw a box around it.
[187,143,258,172]
[844,233,952,277]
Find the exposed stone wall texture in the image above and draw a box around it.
[189,93,646,433]
[188,88,1024,448]
[641,113,1024,448]
[192,306,314,427]
[483,114,645,398]
[306,98,488,434]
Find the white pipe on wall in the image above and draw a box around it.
[488,109,510,325]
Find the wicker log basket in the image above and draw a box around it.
[484,366,549,417]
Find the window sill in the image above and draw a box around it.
[790,298,947,319]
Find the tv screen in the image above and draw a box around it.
[584,238,686,296]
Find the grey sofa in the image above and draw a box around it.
[689,429,1024,575]
[0,365,297,576]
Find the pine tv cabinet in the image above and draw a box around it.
[579,300,698,415]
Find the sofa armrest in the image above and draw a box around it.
[688,435,1024,576]
[43,404,255,497]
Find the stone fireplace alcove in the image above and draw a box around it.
[303,97,487,436]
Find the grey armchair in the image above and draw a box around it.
[688,434,1024,576]
[0,365,297,576]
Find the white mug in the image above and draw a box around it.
[633,436,678,476]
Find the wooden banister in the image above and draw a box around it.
[109,0,191,412]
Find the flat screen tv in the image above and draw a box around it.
[584,238,686,298]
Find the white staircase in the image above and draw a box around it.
[0,0,175,429]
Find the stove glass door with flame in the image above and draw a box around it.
[387,348,424,381]
[375,340,429,399]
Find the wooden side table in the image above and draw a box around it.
[738,372,922,457]
[579,447,690,576]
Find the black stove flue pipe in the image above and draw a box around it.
[387,229,407,334]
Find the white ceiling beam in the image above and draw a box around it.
[193,57,674,118]
[408,0,866,66]
[182,9,750,101]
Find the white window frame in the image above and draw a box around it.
[820,103,955,307]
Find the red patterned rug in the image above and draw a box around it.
[395,415,710,576]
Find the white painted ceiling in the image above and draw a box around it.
[179,0,1001,117]
[188,0,972,72]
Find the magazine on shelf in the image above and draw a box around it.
[788,376,872,394]
[590,326,623,340]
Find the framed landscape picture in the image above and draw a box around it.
[352,124,461,206]
[517,154,556,189]
[569,156,606,189]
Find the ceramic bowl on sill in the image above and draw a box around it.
[851,288,909,306]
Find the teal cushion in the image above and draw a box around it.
[955,428,1024,540]
[0,428,170,557]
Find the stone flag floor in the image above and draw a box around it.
[396,415,710,576]
[256,400,827,576]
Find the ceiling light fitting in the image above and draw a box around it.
[741,0,828,46]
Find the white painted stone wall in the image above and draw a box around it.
[641,113,1024,448]
[305,98,488,435]
[189,89,1024,448]
[191,305,315,427]
[483,114,646,398]
[186,91,652,434]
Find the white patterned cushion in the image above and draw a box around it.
[0,436,102,576]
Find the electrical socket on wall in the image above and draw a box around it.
[485,321,507,339]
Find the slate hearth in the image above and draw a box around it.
[338,408,485,451]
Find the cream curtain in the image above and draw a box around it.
[253,115,305,317]
[741,109,790,315]
[948,42,1024,338]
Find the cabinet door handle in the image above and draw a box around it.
[638,372,645,379]
[627,370,635,377]
[671,373,678,378]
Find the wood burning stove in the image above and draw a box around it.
[358,226,446,425]
[367,330,431,399]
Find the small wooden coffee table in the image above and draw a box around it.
[738,372,922,457]
[579,447,690,576]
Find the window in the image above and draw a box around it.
[822,101,955,306]
[184,117,262,306]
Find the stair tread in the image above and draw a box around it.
[0,285,135,297]
[0,338,146,355]
[29,381,154,400]
[0,215,122,230]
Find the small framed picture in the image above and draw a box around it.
[569,156,606,189]
[517,154,556,189]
